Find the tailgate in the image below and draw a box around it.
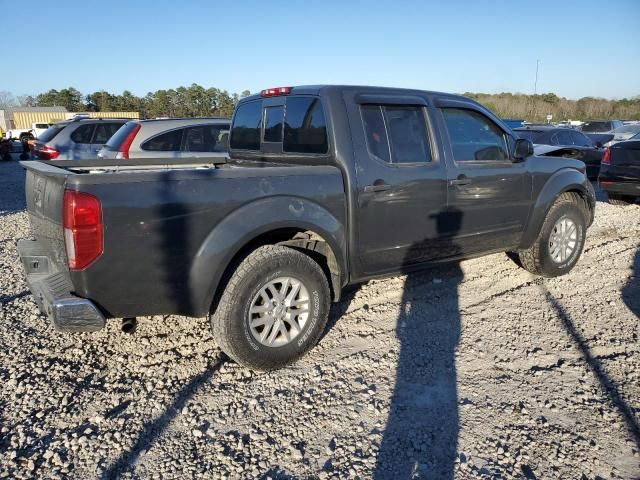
[22,161,71,269]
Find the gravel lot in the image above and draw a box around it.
[0,159,638,479]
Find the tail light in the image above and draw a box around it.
[38,145,60,160]
[260,86,292,97]
[117,123,141,159]
[601,148,611,165]
[63,190,103,270]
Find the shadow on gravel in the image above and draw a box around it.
[541,284,640,449]
[622,249,639,320]
[374,209,463,479]
[0,290,29,305]
[0,161,26,216]
[101,357,226,479]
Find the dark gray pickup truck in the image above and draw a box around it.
[18,85,595,369]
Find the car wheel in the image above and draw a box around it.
[608,194,636,206]
[515,192,587,277]
[211,245,330,370]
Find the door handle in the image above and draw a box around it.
[364,183,391,193]
[449,176,471,186]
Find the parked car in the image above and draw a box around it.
[598,140,640,205]
[97,118,230,160]
[5,122,53,142]
[18,85,595,370]
[603,124,640,147]
[514,126,604,179]
[580,120,624,134]
[31,118,129,160]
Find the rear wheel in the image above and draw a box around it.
[608,194,636,206]
[211,245,330,370]
[514,193,587,277]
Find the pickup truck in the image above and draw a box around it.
[18,85,596,370]
[6,122,52,142]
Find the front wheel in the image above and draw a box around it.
[514,193,587,277]
[211,245,330,370]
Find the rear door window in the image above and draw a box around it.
[70,124,95,144]
[142,129,184,151]
[230,101,262,150]
[182,125,230,152]
[361,105,432,164]
[92,122,124,144]
[441,108,509,162]
[283,97,328,154]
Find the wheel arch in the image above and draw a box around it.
[520,169,595,249]
[189,196,347,317]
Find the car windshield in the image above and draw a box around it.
[37,124,66,142]
[612,124,640,135]
[581,121,611,133]
[515,130,543,142]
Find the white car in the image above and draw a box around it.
[5,122,52,141]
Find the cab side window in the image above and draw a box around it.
[361,105,432,164]
[442,108,509,162]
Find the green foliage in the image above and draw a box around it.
[468,92,640,121]
[23,86,640,121]
[27,84,251,119]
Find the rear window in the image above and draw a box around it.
[230,96,328,154]
[582,121,611,133]
[38,124,66,142]
[284,97,328,154]
[230,101,262,150]
[105,122,139,150]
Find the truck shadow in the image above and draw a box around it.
[373,209,463,479]
[622,249,639,320]
[100,356,226,479]
[540,283,640,449]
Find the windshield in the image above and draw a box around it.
[581,121,611,133]
[515,130,543,142]
[38,124,66,142]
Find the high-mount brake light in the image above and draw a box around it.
[63,190,103,270]
[260,87,292,97]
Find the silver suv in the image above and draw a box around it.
[32,118,129,160]
[98,118,230,160]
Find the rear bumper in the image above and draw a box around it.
[599,180,640,197]
[17,239,105,332]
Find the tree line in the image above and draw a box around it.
[2,86,639,121]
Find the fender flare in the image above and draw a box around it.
[520,169,595,249]
[189,196,347,316]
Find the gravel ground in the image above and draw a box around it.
[0,159,638,480]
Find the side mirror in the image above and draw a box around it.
[514,138,534,159]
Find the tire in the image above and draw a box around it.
[211,245,330,370]
[608,194,636,206]
[515,192,587,278]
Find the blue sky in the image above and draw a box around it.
[5,0,639,99]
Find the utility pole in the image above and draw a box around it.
[531,59,540,122]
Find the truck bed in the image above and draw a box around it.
[20,159,346,319]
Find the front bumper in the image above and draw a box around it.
[17,239,105,332]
